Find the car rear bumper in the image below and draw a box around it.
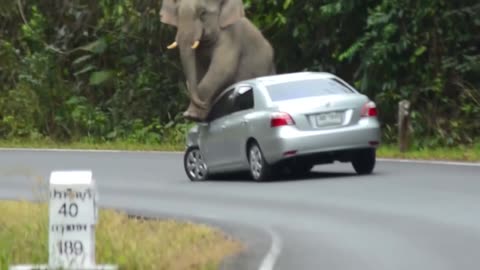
[260,118,381,164]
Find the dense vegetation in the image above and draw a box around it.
[1,0,479,148]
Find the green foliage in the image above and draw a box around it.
[338,0,480,146]
[0,0,187,143]
[0,0,478,148]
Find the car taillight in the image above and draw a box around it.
[271,112,295,127]
[361,101,378,117]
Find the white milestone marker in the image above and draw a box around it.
[49,170,97,268]
[10,170,117,270]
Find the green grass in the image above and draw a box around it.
[0,137,185,152]
[377,143,480,162]
[0,138,479,162]
[0,200,242,270]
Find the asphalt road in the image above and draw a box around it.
[1,149,480,270]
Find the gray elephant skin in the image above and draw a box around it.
[160,0,276,122]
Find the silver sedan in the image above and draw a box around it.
[183,71,381,181]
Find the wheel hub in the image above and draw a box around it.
[186,149,207,180]
[249,146,262,179]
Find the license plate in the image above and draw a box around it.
[311,111,343,127]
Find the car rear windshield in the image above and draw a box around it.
[266,78,355,102]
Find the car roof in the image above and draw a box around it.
[210,72,339,106]
[241,71,337,86]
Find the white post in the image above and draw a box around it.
[398,100,411,152]
[48,170,97,268]
[10,170,117,270]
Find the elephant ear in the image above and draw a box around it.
[219,0,245,28]
[160,0,179,26]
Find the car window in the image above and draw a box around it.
[206,89,235,122]
[265,78,355,102]
[232,86,254,112]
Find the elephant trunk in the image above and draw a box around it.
[179,45,198,94]
[174,15,205,108]
[178,34,205,109]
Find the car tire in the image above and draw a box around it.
[351,148,376,175]
[247,141,273,182]
[184,146,209,181]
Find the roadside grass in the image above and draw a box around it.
[0,138,185,152]
[0,200,242,270]
[0,138,479,162]
[377,143,480,162]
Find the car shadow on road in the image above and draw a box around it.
[279,171,359,182]
[205,169,370,183]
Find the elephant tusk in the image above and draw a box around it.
[167,41,178,49]
[191,40,200,49]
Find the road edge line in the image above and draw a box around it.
[1,147,479,166]
[258,227,282,270]
[0,147,183,154]
[377,158,480,167]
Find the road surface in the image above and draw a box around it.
[1,149,480,270]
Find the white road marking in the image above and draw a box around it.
[0,147,182,154]
[378,158,480,167]
[1,147,479,167]
[258,227,282,270]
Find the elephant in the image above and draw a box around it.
[160,0,276,122]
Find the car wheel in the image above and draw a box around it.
[247,141,273,182]
[351,148,376,175]
[184,146,209,181]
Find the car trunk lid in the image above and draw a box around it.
[271,94,370,131]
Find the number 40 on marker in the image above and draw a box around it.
[58,202,79,217]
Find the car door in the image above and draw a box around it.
[200,88,235,169]
[221,85,255,167]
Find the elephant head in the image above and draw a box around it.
[160,0,245,47]
[160,0,246,120]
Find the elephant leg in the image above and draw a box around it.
[183,96,210,122]
[185,81,207,108]
[196,41,240,112]
[184,81,208,122]
[183,105,205,122]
